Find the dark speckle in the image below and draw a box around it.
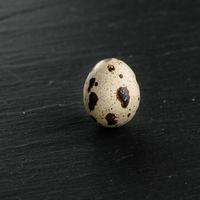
[107,65,115,72]
[90,115,97,122]
[88,78,96,93]
[127,113,131,117]
[95,82,98,86]
[88,92,98,111]
[119,74,123,78]
[105,113,117,125]
[117,87,130,108]
[138,97,140,101]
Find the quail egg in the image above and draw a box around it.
[83,58,140,128]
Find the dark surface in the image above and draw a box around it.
[0,0,200,199]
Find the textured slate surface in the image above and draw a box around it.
[0,0,200,199]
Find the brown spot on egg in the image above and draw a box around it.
[119,74,123,78]
[95,82,98,86]
[127,113,131,117]
[88,92,98,111]
[88,78,96,93]
[107,65,115,72]
[138,97,140,101]
[90,115,97,122]
[105,113,117,125]
[117,87,130,108]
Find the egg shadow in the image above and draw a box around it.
[91,123,151,176]
[93,124,148,162]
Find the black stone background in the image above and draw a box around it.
[0,0,200,199]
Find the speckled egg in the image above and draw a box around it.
[83,58,140,128]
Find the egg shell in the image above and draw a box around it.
[83,58,140,128]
